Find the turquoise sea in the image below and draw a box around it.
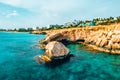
[0,32,120,80]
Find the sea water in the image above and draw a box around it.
[0,32,120,80]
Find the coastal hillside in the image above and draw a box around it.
[40,23,120,54]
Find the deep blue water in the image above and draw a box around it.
[0,32,120,80]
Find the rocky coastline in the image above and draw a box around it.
[39,23,120,54]
[34,23,120,64]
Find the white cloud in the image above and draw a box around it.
[0,0,21,6]
[0,0,84,12]
[6,10,19,18]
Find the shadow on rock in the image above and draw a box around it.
[44,54,74,68]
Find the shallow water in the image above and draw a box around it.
[0,32,120,80]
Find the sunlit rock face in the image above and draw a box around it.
[45,41,70,58]
[85,29,120,54]
[35,41,70,64]
[44,29,88,44]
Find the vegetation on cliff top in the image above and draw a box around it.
[40,16,120,31]
[1,16,120,32]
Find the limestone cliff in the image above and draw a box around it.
[42,23,120,54]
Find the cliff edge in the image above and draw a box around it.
[42,23,120,54]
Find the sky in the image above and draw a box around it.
[0,0,120,29]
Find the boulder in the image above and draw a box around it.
[45,41,70,58]
[35,41,70,64]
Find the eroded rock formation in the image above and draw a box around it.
[35,41,70,64]
[85,30,120,54]
[41,24,120,54]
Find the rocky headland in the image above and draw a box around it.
[34,23,120,64]
[39,23,120,54]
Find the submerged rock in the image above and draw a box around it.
[34,55,51,64]
[35,41,70,64]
